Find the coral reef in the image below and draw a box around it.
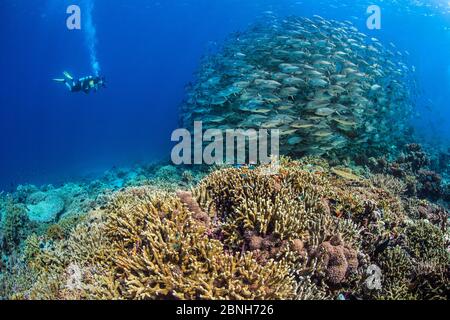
[368,144,449,204]
[1,157,446,300]
[2,188,295,300]
[0,201,33,255]
[27,193,65,223]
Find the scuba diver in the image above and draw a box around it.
[53,71,106,94]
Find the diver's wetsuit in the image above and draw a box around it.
[66,79,83,92]
[54,72,106,94]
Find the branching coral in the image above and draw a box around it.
[295,276,330,300]
[9,187,295,300]
[375,246,415,300]
[193,166,328,250]
[192,159,448,299]
[368,220,450,300]
[0,257,37,300]
[404,220,448,269]
[14,210,119,300]
[106,188,296,300]
[369,144,447,202]
[370,174,407,195]
[0,202,32,255]
[404,199,448,231]
[1,158,448,301]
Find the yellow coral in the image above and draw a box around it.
[107,188,296,300]
[2,158,448,300]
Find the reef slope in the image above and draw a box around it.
[0,156,448,300]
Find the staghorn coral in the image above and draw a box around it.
[413,267,449,300]
[192,159,448,299]
[106,188,296,300]
[1,158,448,300]
[15,210,120,300]
[193,166,326,250]
[375,246,415,300]
[370,174,407,195]
[368,220,450,300]
[404,199,448,231]
[8,187,295,300]
[45,213,87,240]
[176,190,211,225]
[295,276,330,300]
[404,220,448,269]
[0,256,37,300]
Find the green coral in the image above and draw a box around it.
[370,220,450,300]
[0,202,32,254]
[375,246,415,300]
[405,220,448,266]
[0,259,37,300]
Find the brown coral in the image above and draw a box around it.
[106,188,296,300]
[316,235,359,286]
[2,157,448,301]
[176,190,211,225]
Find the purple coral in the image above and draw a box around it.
[317,235,359,286]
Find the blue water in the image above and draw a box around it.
[1,0,449,191]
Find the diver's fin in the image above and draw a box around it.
[53,78,66,83]
[63,71,74,80]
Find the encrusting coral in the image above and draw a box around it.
[0,158,448,300]
[315,235,359,286]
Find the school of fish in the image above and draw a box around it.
[180,16,417,158]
